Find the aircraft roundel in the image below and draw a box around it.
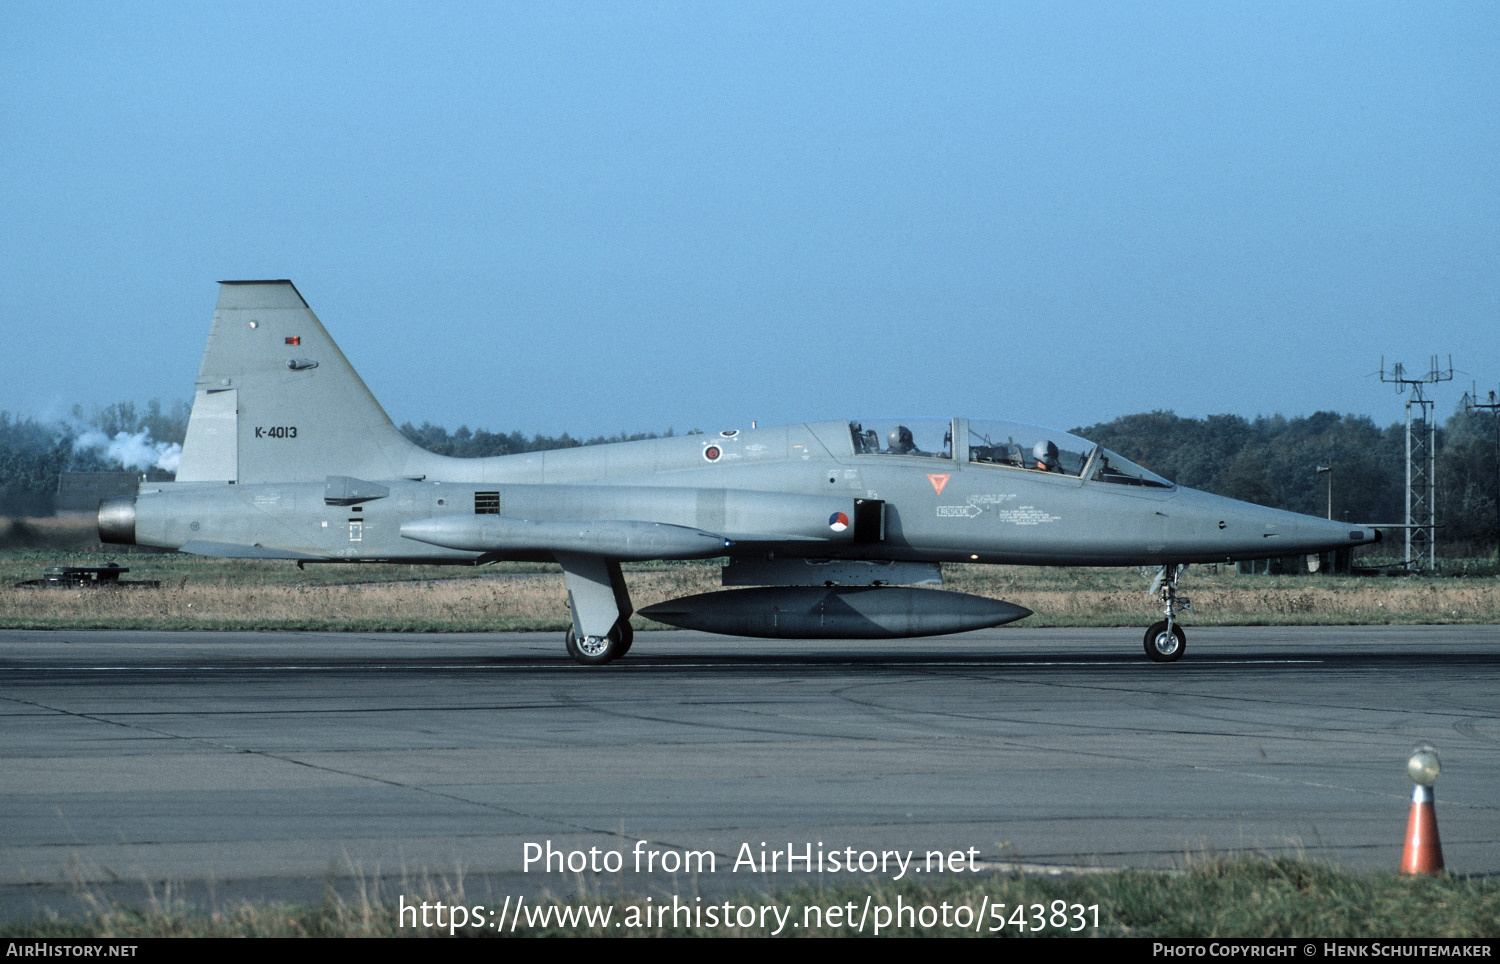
[828,511,849,532]
[703,445,721,462]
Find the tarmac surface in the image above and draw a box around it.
[3,625,1498,918]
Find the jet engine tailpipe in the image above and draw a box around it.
[98,497,138,545]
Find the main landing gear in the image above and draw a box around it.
[1144,563,1192,663]
[564,621,634,666]
[557,552,634,666]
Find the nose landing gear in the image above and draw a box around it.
[1144,564,1192,663]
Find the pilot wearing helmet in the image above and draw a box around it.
[888,425,918,455]
[1032,439,1063,473]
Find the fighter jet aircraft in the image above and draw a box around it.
[98,281,1381,664]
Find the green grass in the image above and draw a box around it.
[4,859,1494,938]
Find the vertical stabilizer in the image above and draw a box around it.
[175,281,418,483]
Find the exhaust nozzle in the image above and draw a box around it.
[98,497,137,545]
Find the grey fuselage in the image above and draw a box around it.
[117,417,1372,568]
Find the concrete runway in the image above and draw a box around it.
[3,625,1498,916]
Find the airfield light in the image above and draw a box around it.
[1400,745,1445,874]
[1407,745,1440,787]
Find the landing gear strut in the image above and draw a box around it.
[1144,564,1191,663]
[557,552,634,666]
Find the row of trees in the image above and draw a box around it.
[0,401,193,515]
[0,413,70,517]
[397,423,682,459]
[3,401,1497,556]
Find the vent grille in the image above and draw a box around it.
[475,492,500,515]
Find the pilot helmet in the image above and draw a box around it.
[1032,439,1059,466]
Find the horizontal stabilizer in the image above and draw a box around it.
[324,476,391,506]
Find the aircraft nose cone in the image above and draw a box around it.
[1268,513,1378,553]
[1164,486,1380,560]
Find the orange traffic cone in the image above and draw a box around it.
[1400,783,1444,875]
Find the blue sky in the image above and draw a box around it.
[3,2,1496,438]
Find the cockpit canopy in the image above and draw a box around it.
[847,418,1172,488]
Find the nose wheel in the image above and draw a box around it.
[1143,563,1191,663]
[1144,620,1186,662]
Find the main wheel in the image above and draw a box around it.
[565,625,626,666]
[1143,620,1186,662]
[614,620,634,657]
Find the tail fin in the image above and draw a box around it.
[175,281,419,484]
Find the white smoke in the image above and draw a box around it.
[72,429,182,473]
